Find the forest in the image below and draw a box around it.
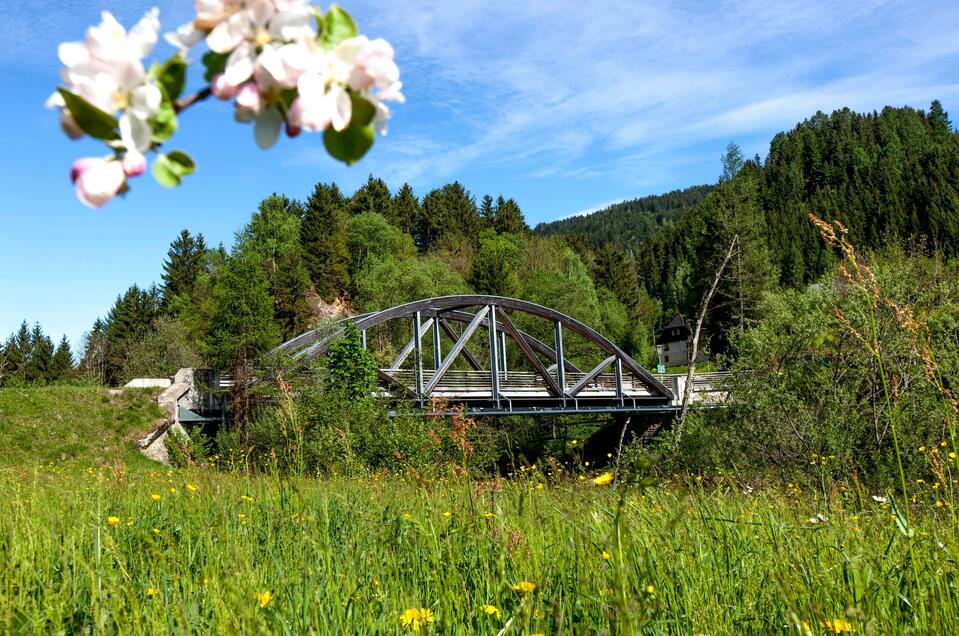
[2,101,958,486]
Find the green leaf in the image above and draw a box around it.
[323,121,375,165]
[152,153,181,187]
[202,51,229,83]
[157,55,187,101]
[166,150,195,175]
[150,84,177,144]
[322,5,357,48]
[57,88,119,140]
[350,93,376,127]
[152,150,194,187]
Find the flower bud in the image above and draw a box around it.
[285,98,302,137]
[211,73,240,99]
[71,157,126,208]
[235,83,261,114]
[122,151,147,177]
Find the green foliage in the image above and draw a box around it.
[119,315,201,380]
[161,229,208,304]
[151,151,195,187]
[325,323,377,401]
[208,252,280,369]
[467,230,523,296]
[353,254,469,312]
[669,248,959,486]
[415,182,481,252]
[0,321,76,386]
[56,88,119,140]
[349,174,392,216]
[345,212,415,277]
[388,183,420,236]
[301,182,350,301]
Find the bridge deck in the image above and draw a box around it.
[382,369,729,415]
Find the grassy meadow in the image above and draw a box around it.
[2,454,958,634]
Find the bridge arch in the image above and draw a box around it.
[274,295,676,415]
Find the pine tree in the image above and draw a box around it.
[302,182,350,301]
[161,229,208,304]
[237,194,312,338]
[592,243,640,311]
[493,197,528,234]
[388,183,420,236]
[416,182,481,251]
[51,336,74,381]
[479,194,495,228]
[349,174,391,216]
[468,231,523,296]
[27,323,54,384]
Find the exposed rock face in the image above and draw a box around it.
[137,382,190,465]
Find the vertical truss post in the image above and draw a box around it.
[413,311,424,407]
[554,321,566,406]
[432,317,441,371]
[615,356,624,406]
[488,305,500,407]
[360,329,367,349]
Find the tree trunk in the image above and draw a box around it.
[675,235,739,442]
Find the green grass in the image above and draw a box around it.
[2,463,958,634]
[0,386,163,468]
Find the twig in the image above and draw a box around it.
[174,87,212,114]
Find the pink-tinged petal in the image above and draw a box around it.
[285,98,303,136]
[256,44,292,89]
[255,107,282,149]
[224,41,256,86]
[75,159,125,208]
[235,83,261,113]
[249,0,276,27]
[211,73,240,99]
[296,72,325,102]
[122,151,147,177]
[70,157,101,183]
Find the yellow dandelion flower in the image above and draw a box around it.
[107,516,120,527]
[146,587,158,597]
[168,487,176,495]
[152,527,160,534]
[241,495,254,502]
[484,512,494,518]
[645,584,655,595]
[919,446,926,452]
[570,439,577,446]
[578,475,586,481]
[941,440,949,447]
[602,550,611,560]
[592,472,614,486]
[399,607,434,631]
[821,618,855,633]
[482,604,502,619]
[949,452,957,460]
[186,483,197,493]
[512,581,536,594]
[443,511,452,517]
[535,483,544,491]
[257,590,273,608]
[402,512,413,520]
[936,500,945,508]
[150,493,161,502]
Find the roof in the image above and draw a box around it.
[662,315,688,331]
[656,315,691,344]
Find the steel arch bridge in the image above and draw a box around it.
[273,295,725,416]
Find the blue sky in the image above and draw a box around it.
[1,0,958,351]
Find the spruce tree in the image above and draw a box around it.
[161,229,208,304]
[27,324,54,384]
[388,183,420,236]
[593,243,641,311]
[302,182,350,301]
[79,319,108,385]
[349,174,391,216]
[493,197,528,234]
[480,194,495,228]
[51,336,74,381]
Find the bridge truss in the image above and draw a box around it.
[274,295,721,416]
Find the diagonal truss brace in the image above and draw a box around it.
[438,318,485,371]
[567,355,617,397]
[424,306,490,394]
[494,307,563,397]
[389,317,434,370]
